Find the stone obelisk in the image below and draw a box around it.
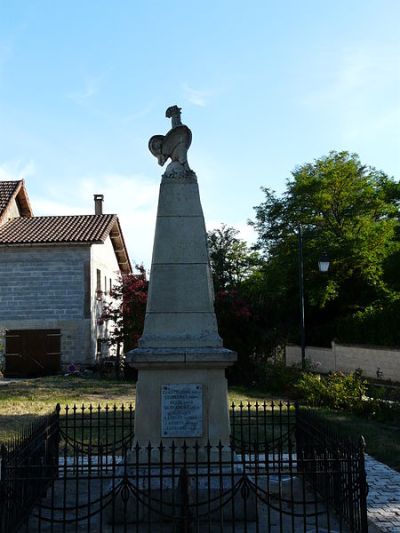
[127,106,236,449]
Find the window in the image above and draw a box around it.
[96,339,102,356]
[96,269,103,300]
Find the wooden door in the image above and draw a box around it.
[5,329,61,377]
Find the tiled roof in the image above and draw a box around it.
[0,214,117,244]
[0,179,33,224]
[0,181,20,216]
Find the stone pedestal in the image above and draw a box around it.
[132,348,236,450]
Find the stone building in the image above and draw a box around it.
[0,180,131,377]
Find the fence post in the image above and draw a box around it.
[54,404,61,478]
[346,451,356,530]
[0,444,7,531]
[359,436,369,532]
[0,443,5,482]
[178,467,192,533]
[294,401,303,462]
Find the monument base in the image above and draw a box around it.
[127,347,236,452]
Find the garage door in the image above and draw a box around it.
[5,329,61,377]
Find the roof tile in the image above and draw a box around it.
[0,181,20,216]
[0,214,117,244]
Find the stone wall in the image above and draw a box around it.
[285,342,400,382]
[0,240,124,368]
[0,245,92,366]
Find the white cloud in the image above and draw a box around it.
[205,219,256,247]
[183,83,212,107]
[31,173,159,267]
[31,199,87,216]
[0,159,36,180]
[233,223,257,245]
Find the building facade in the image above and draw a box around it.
[0,180,131,376]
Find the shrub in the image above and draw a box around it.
[353,396,400,424]
[295,371,367,410]
[293,373,328,406]
[256,359,302,396]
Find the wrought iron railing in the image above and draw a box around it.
[0,411,59,532]
[58,402,135,455]
[0,401,368,532]
[230,399,297,451]
[295,407,368,532]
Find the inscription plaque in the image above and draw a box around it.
[161,384,203,438]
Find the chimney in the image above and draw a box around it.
[94,194,104,215]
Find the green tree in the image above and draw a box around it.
[207,225,271,382]
[208,224,259,291]
[250,151,400,346]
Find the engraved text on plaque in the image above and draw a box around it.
[161,384,203,438]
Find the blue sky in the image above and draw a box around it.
[1,1,399,266]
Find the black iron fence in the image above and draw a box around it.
[296,407,368,533]
[0,411,59,532]
[231,400,297,451]
[0,402,368,532]
[59,402,135,455]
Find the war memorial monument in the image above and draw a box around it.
[127,105,237,450]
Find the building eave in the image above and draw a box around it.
[108,218,132,274]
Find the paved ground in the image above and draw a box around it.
[366,454,400,532]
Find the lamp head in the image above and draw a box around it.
[318,252,330,273]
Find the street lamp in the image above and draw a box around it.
[318,252,330,273]
[297,226,330,369]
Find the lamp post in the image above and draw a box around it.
[297,226,330,369]
[297,226,306,370]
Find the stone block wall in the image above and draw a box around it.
[0,245,92,366]
[285,343,400,382]
[0,246,89,320]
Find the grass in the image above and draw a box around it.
[0,375,135,442]
[0,376,399,472]
[0,377,272,443]
[311,407,400,472]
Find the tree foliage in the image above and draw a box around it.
[100,265,148,353]
[208,224,259,291]
[250,151,400,346]
[207,225,271,381]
